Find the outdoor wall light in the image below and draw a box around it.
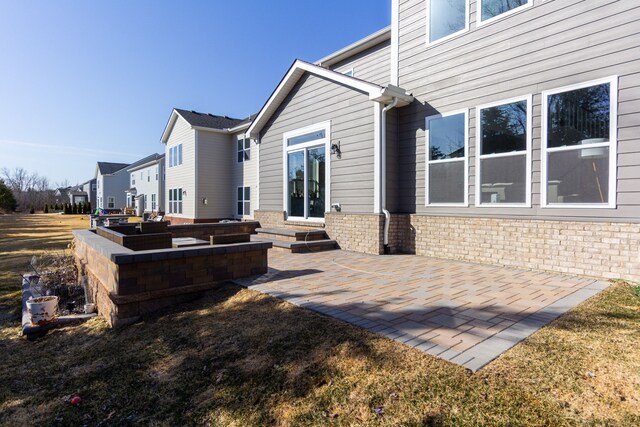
[331,141,342,159]
[182,190,187,196]
[202,198,207,205]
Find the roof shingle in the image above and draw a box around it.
[174,108,245,130]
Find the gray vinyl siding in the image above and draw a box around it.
[397,0,640,221]
[100,169,129,210]
[196,130,233,219]
[82,179,96,207]
[259,73,376,214]
[329,40,391,86]
[165,115,196,218]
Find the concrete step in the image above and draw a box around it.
[251,235,338,253]
[255,227,328,242]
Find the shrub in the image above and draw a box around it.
[44,204,49,213]
[29,207,35,214]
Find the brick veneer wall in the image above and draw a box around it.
[254,210,286,228]
[402,215,640,281]
[324,212,384,254]
[73,230,270,327]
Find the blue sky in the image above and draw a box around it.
[0,0,389,185]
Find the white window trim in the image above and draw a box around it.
[282,121,331,223]
[475,94,533,208]
[540,76,618,209]
[237,186,251,218]
[476,0,532,28]
[425,109,469,207]
[426,0,470,47]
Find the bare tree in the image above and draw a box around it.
[1,167,57,211]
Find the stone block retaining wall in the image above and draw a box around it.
[73,229,270,327]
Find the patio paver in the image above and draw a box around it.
[233,250,609,372]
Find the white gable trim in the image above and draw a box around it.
[248,60,412,139]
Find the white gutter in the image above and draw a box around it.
[380,97,399,253]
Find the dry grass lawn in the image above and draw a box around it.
[0,214,638,426]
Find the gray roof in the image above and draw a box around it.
[126,153,164,172]
[97,162,130,175]
[175,108,245,130]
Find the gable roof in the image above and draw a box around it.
[161,109,255,143]
[315,26,391,68]
[175,109,244,130]
[247,59,413,139]
[97,162,130,175]
[127,153,165,173]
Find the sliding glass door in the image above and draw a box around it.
[285,125,329,220]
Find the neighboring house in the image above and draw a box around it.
[125,153,165,214]
[54,184,90,205]
[81,178,97,207]
[245,0,640,281]
[95,162,130,210]
[160,108,256,224]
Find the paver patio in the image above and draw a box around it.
[233,250,610,371]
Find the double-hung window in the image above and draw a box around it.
[107,197,115,209]
[476,95,532,206]
[541,77,617,208]
[131,175,135,185]
[237,137,250,162]
[151,193,157,211]
[427,0,469,44]
[237,186,250,216]
[425,110,468,205]
[477,0,531,26]
[168,188,182,214]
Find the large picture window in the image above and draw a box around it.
[427,0,469,44]
[425,110,468,205]
[478,0,530,25]
[542,77,617,208]
[476,95,531,206]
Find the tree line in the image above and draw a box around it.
[0,167,84,214]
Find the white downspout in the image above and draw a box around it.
[381,97,398,254]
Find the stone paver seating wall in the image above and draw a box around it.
[73,229,271,327]
[234,251,609,371]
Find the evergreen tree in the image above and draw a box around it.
[44,203,49,213]
[29,207,35,214]
[0,179,17,212]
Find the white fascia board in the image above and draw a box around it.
[160,109,180,144]
[228,122,251,134]
[315,26,391,68]
[191,126,230,135]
